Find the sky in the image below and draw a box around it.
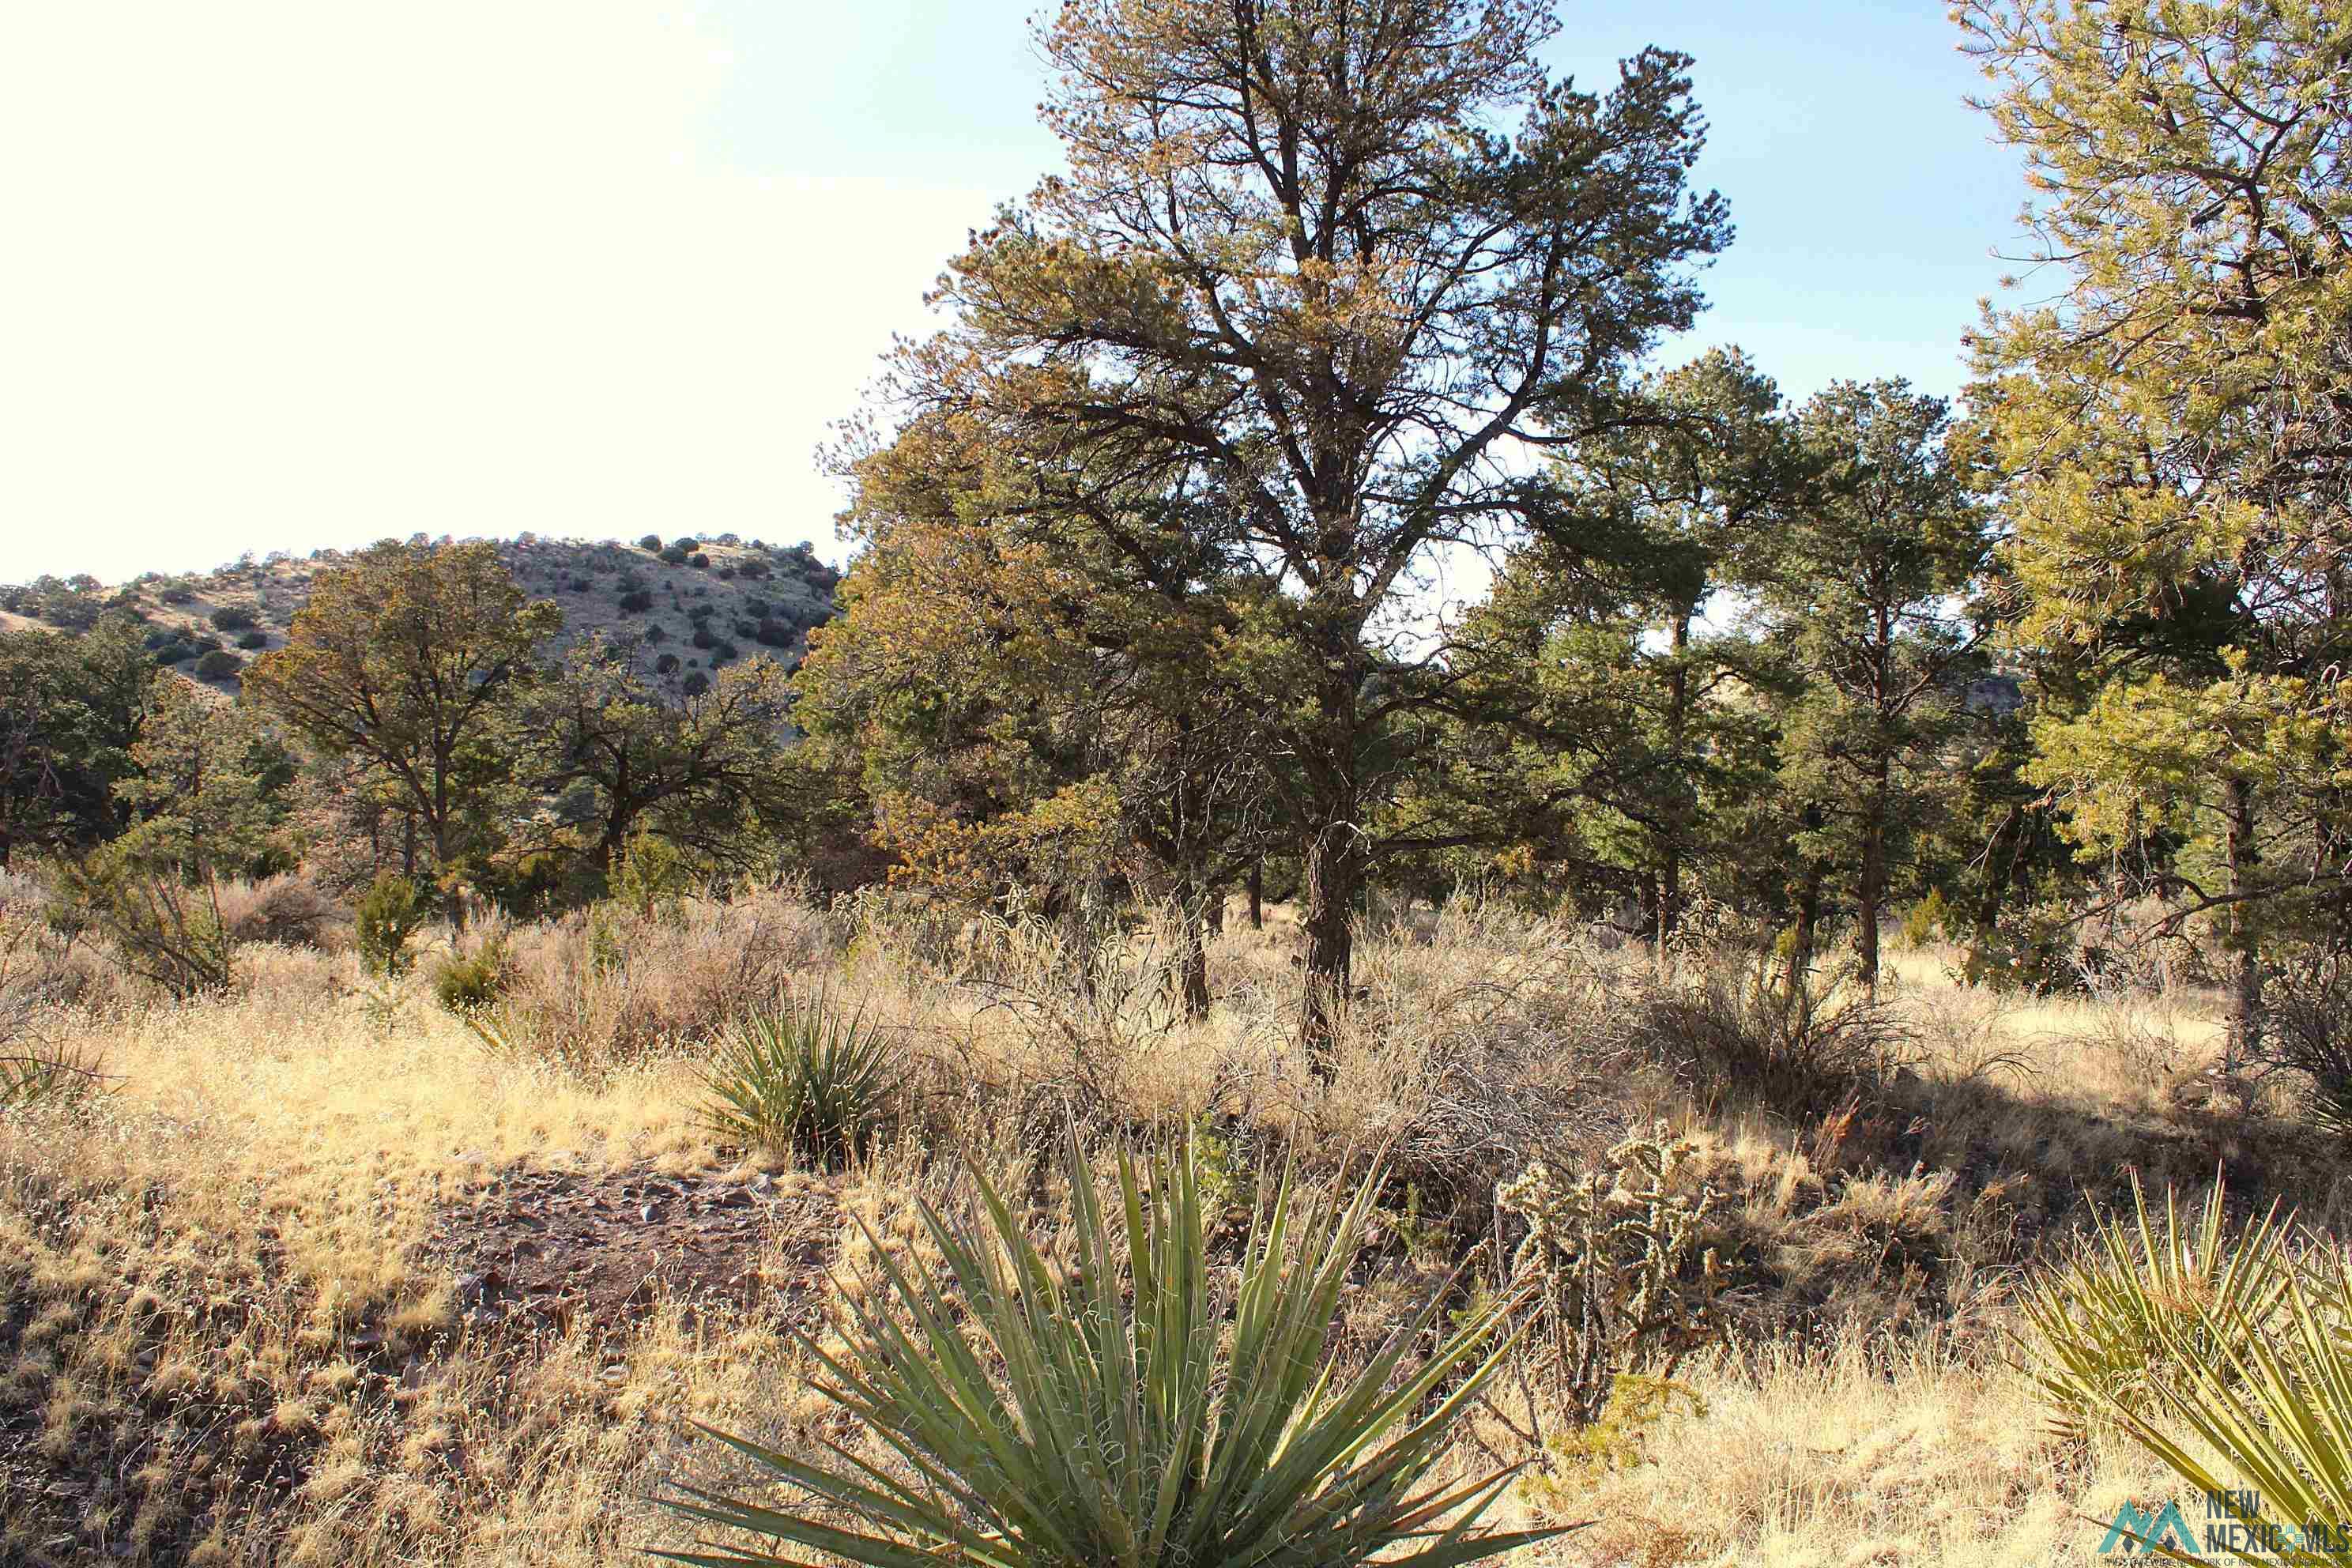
[0,2,2032,585]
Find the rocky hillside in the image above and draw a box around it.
[0,532,839,693]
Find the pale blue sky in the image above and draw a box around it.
[0,2,2027,583]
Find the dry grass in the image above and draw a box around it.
[2,886,2339,1566]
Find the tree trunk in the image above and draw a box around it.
[1249,860,1263,929]
[1785,863,1822,996]
[1178,912,1212,1023]
[2224,773,2261,1072]
[1300,820,1366,1075]
[1857,805,1885,997]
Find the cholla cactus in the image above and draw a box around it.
[1496,1121,1731,1423]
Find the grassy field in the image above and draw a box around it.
[2,882,2334,1566]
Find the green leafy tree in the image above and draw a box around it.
[843,0,1728,1049]
[1962,0,2352,1057]
[242,540,560,918]
[801,435,1277,1017]
[524,634,805,882]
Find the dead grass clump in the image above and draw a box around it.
[473,890,835,1078]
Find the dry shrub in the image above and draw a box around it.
[1632,959,1917,1124]
[216,873,348,950]
[473,888,834,1079]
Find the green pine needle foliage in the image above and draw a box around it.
[655,1133,1577,1568]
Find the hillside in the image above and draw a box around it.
[0,533,839,692]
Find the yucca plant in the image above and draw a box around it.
[656,1133,1576,1568]
[699,993,892,1168]
[2015,1177,2297,1446]
[2021,1178,2352,1564]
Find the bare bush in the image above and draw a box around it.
[1634,959,1917,1122]
[469,889,832,1078]
[215,873,347,949]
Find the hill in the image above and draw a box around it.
[0,532,839,692]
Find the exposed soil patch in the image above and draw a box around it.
[421,1159,844,1343]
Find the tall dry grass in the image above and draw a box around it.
[2,881,2343,1566]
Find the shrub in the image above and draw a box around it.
[1900,887,1950,949]
[158,583,196,605]
[658,545,690,565]
[194,649,243,679]
[690,625,716,650]
[354,872,428,978]
[712,640,739,662]
[2017,1177,2294,1449]
[680,671,710,697]
[209,605,257,631]
[662,1132,1562,1568]
[689,552,710,569]
[216,873,341,948]
[2257,954,2352,1140]
[654,652,680,675]
[235,629,269,650]
[643,622,668,644]
[150,640,194,666]
[568,575,592,592]
[699,993,892,1166]
[432,936,509,1013]
[753,617,793,646]
[639,533,663,551]
[616,589,654,614]
[1636,960,1912,1121]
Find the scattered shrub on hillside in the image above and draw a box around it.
[699,992,892,1166]
[58,855,234,998]
[209,605,257,631]
[609,828,695,917]
[690,626,716,650]
[462,890,824,1077]
[744,597,772,619]
[194,649,243,679]
[190,631,224,653]
[1498,1121,1735,1426]
[236,629,270,650]
[662,1132,1559,1568]
[149,639,194,666]
[354,871,428,978]
[616,589,654,614]
[689,552,710,569]
[654,652,680,675]
[157,582,195,605]
[643,622,668,644]
[754,617,794,646]
[568,575,592,592]
[680,671,710,697]
[711,639,739,662]
[639,533,662,551]
[1959,902,2084,995]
